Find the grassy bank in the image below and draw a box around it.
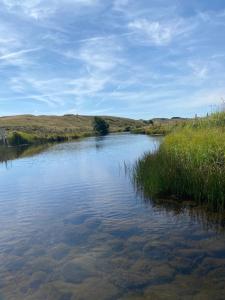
[135,112,225,211]
[0,114,144,146]
[131,117,189,135]
[6,131,89,146]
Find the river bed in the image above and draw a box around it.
[0,133,225,300]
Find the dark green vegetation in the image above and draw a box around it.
[135,112,225,211]
[0,144,49,163]
[0,114,144,146]
[93,117,109,135]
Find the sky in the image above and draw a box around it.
[0,0,225,119]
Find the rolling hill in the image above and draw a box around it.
[0,114,144,145]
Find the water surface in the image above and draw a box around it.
[0,134,225,300]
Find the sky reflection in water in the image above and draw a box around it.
[0,134,224,300]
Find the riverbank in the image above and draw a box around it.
[6,131,91,146]
[131,117,189,135]
[0,114,144,146]
[135,112,225,211]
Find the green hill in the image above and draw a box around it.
[0,114,144,145]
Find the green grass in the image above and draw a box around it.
[0,114,144,146]
[132,118,189,135]
[7,131,84,146]
[135,112,225,211]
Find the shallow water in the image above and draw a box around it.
[0,133,225,300]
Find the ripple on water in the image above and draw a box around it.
[0,134,225,300]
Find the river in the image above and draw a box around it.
[0,133,224,299]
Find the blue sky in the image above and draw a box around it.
[0,0,225,118]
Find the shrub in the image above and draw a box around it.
[125,126,131,132]
[8,132,35,146]
[93,117,109,135]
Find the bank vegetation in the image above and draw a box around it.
[135,112,225,211]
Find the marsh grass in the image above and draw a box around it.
[132,119,189,135]
[135,113,225,211]
[7,131,84,146]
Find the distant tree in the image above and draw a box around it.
[125,126,131,132]
[143,120,154,125]
[93,117,109,135]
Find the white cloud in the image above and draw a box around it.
[0,48,40,61]
[188,61,208,79]
[0,18,35,69]
[128,18,194,46]
[1,0,98,19]
[79,47,118,71]
[0,19,22,48]
[64,38,124,72]
[7,71,111,108]
[173,88,225,111]
[113,0,129,11]
[2,0,45,19]
[0,0,225,117]
[68,75,109,95]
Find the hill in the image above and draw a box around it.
[0,114,144,145]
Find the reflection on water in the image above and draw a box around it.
[0,144,50,166]
[0,133,225,300]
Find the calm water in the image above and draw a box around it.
[0,133,225,300]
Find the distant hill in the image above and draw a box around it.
[151,117,189,123]
[0,114,144,136]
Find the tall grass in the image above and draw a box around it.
[8,132,36,146]
[135,113,225,211]
[6,131,91,146]
[132,119,188,135]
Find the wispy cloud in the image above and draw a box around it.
[113,0,129,12]
[188,61,208,79]
[1,0,99,19]
[0,48,41,61]
[0,0,225,117]
[128,18,195,46]
[79,39,123,71]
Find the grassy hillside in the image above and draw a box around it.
[135,112,225,211]
[0,114,144,145]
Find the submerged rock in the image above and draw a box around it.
[111,269,151,289]
[29,271,48,289]
[29,257,56,274]
[61,256,97,284]
[50,244,70,260]
[73,277,119,300]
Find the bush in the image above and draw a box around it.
[93,117,109,135]
[8,132,35,146]
[125,126,131,132]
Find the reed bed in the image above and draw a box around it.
[135,113,225,211]
[7,131,87,146]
